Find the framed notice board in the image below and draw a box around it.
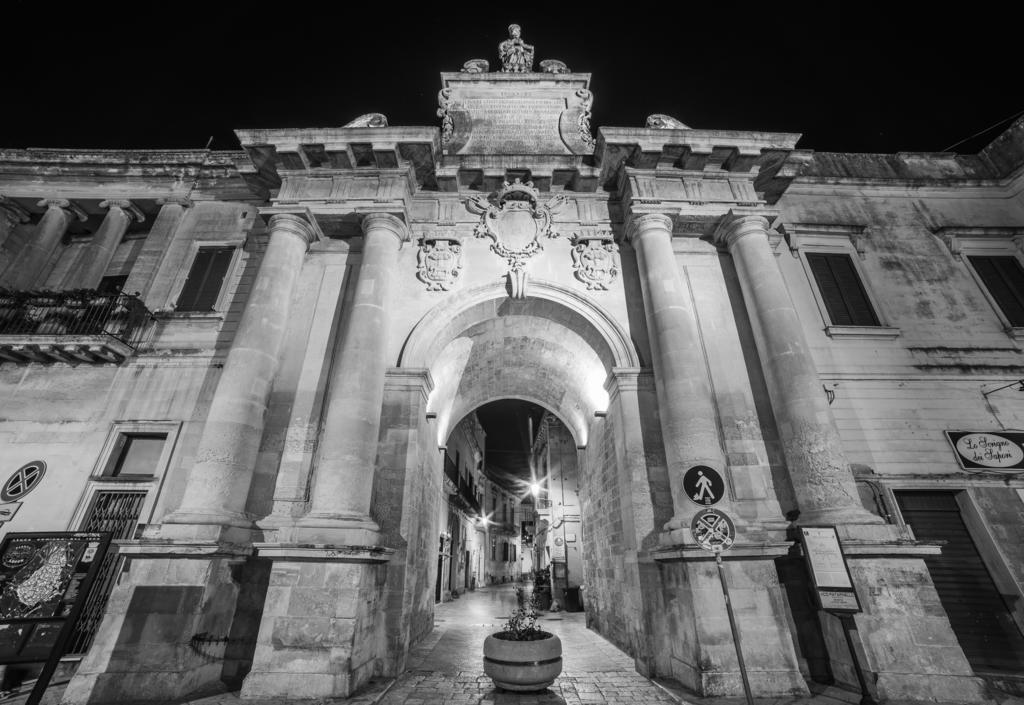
[0,532,112,704]
[797,526,861,614]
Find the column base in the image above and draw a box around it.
[652,551,809,698]
[285,513,382,546]
[61,555,253,705]
[239,551,392,701]
[795,505,885,526]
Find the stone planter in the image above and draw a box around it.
[483,631,562,692]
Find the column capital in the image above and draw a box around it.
[361,212,410,245]
[268,213,318,248]
[712,211,771,249]
[37,198,88,222]
[0,196,30,223]
[100,199,146,223]
[623,212,673,244]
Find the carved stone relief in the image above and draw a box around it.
[343,113,389,128]
[437,88,456,144]
[576,89,596,148]
[540,59,570,74]
[461,59,490,73]
[571,233,619,290]
[416,237,463,291]
[646,114,689,129]
[466,179,567,298]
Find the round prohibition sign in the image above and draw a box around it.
[1,460,46,501]
[690,507,736,552]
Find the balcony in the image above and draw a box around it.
[443,455,481,516]
[0,289,153,364]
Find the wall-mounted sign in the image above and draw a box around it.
[1,461,46,502]
[0,532,112,705]
[690,507,735,552]
[565,533,576,543]
[797,526,861,613]
[683,465,724,506]
[946,431,1024,470]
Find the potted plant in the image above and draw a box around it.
[483,591,562,691]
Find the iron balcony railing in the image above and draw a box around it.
[0,289,154,363]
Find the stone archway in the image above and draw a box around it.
[400,280,640,447]
[391,280,664,674]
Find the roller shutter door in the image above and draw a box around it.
[895,491,1024,672]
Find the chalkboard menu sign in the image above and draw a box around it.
[0,532,111,705]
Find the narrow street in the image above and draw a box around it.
[377,582,681,704]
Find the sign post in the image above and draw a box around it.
[0,531,112,705]
[797,526,876,705]
[690,508,752,705]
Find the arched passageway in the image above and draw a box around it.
[391,281,666,677]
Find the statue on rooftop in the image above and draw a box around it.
[499,24,534,73]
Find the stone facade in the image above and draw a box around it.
[0,26,1022,704]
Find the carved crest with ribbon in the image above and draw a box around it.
[466,179,567,298]
[571,232,619,290]
[416,236,463,291]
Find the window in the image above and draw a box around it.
[937,227,1024,338]
[175,246,234,311]
[806,253,880,326]
[103,433,167,478]
[967,256,1024,327]
[98,275,127,294]
[784,223,899,339]
[66,421,180,656]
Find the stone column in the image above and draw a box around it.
[713,213,876,524]
[296,212,408,544]
[1,198,85,289]
[624,213,727,531]
[162,213,317,532]
[62,200,144,289]
[0,196,30,252]
[124,197,191,303]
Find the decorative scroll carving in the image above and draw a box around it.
[437,88,455,144]
[343,113,389,128]
[576,89,595,148]
[646,114,690,129]
[571,233,619,290]
[461,59,490,73]
[540,59,570,74]
[466,179,567,299]
[499,24,534,73]
[416,237,463,291]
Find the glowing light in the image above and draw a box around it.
[529,482,540,497]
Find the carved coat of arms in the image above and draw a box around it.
[416,237,462,291]
[466,179,566,298]
[571,234,620,290]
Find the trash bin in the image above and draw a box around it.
[563,586,583,612]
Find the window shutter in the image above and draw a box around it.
[176,247,234,312]
[968,255,1024,326]
[807,253,880,326]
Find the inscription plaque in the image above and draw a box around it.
[461,97,568,154]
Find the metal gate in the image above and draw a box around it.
[895,491,1024,672]
[65,490,146,655]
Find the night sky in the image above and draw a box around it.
[3,5,1019,156]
